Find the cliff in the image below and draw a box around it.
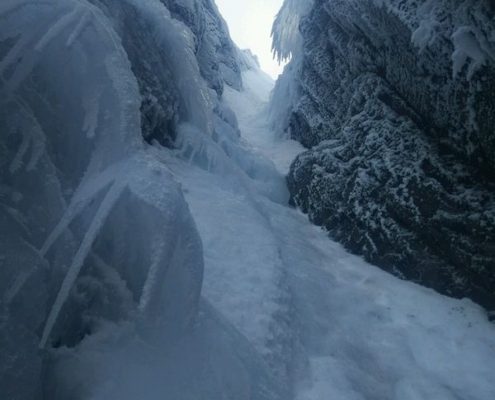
[272,0,495,310]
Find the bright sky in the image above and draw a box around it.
[215,0,286,79]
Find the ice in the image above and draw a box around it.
[271,0,313,63]
[452,26,495,80]
[40,180,126,349]
[1,0,495,399]
[35,6,83,52]
[82,88,100,139]
[6,106,46,174]
[8,128,30,173]
[66,10,91,47]
[45,299,282,400]
[1,0,206,395]
[270,0,314,140]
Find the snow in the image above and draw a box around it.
[223,68,305,174]
[383,0,495,80]
[168,163,288,355]
[167,65,495,399]
[410,0,438,52]
[452,26,495,80]
[411,19,438,53]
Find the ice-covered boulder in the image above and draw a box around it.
[0,0,276,398]
[273,0,495,310]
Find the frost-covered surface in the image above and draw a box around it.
[2,0,495,399]
[0,0,272,398]
[273,0,495,309]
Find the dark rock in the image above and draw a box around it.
[276,0,495,310]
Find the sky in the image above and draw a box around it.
[215,0,286,79]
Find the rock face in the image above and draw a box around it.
[120,0,242,146]
[273,0,495,310]
[165,0,242,93]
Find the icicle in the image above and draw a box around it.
[35,6,81,52]
[40,178,113,257]
[39,180,126,349]
[1,5,85,96]
[138,236,168,314]
[82,88,100,139]
[26,124,46,171]
[3,269,31,305]
[0,30,32,77]
[66,11,91,48]
[39,160,126,256]
[271,0,313,63]
[9,130,29,174]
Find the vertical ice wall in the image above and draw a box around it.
[0,0,283,398]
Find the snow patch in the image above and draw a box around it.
[452,26,495,80]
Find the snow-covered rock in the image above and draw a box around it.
[273,0,495,310]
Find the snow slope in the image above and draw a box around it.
[169,65,495,399]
